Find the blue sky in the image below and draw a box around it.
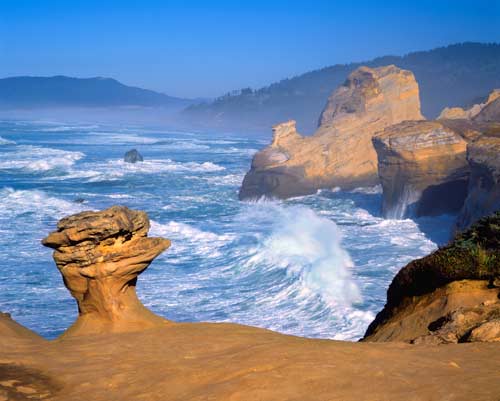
[1,0,499,98]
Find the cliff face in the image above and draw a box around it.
[363,213,500,343]
[42,205,171,337]
[239,65,423,199]
[373,121,470,218]
[455,132,500,230]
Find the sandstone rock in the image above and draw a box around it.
[473,89,500,122]
[363,213,500,343]
[468,319,500,342]
[0,311,43,343]
[124,148,143,163]
[42,205,171,337]
[438,89,500,120]
[239,65,423,199]
[455,132,500,230]
[373,120,469,218]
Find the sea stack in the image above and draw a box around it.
[42,205,171,337]
[124,148,144,163]
[239,65,423,199]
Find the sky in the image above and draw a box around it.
[0,0,499,98]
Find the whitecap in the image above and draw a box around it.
[0,145,84,172]
[0,188,88,220]
[0,136,16,145]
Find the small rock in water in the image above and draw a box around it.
[124,149,144,163]
[74,198,86,204]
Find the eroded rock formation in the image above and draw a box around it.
[239,65,423,199]
[373,121,470,218]
[438,89,500,120]
[363,213,500,343]
[42,205,171,337]
[455,132,500,230]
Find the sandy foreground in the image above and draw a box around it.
[1,321,500,401]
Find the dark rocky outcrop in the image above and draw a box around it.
[240,65,423,199]
[42,206,170,337]
[124,148,144,163]
[363,212,500,343]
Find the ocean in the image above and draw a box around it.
[0,119,455,340]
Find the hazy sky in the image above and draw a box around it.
[1,0,499,98]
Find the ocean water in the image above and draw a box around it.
[0,120,455,340]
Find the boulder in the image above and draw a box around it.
[373,120,469,218]
[239,65,423,199]
[42,205,171,337]
[124,148,144,163]
[363,213,500,343]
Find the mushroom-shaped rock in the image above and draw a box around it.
[42,206,171,337]
[124,148,144,163]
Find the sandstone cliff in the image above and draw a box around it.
[240,65,423,199]
[42,205,171,336]
[372,121,470,218]
[363,212,500,343]
[455,131,500,230]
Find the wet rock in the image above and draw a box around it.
[124,149,143,163]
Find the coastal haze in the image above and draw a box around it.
[1,1,500,400]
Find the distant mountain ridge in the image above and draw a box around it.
[184,42,500,133]
[0,75,192,109]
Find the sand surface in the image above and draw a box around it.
[2,322,500,401]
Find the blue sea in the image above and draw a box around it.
[0,120,455,340]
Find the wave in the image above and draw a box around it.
[238,202,362,307]
[42,158,225,182]
[0,188,87,220]
[150,220,234,259]
[39,124,100,132]
[147,200,370,339]
[0,136,16,145]
[0,145,84,172]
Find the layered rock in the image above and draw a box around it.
[438,89,500,120]
[363,213,500,343]
[239,65,423,199]
[455,132,500,230]
[373,121,470,218]
[42,205,171,337]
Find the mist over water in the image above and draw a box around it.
[0,120,454,340]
